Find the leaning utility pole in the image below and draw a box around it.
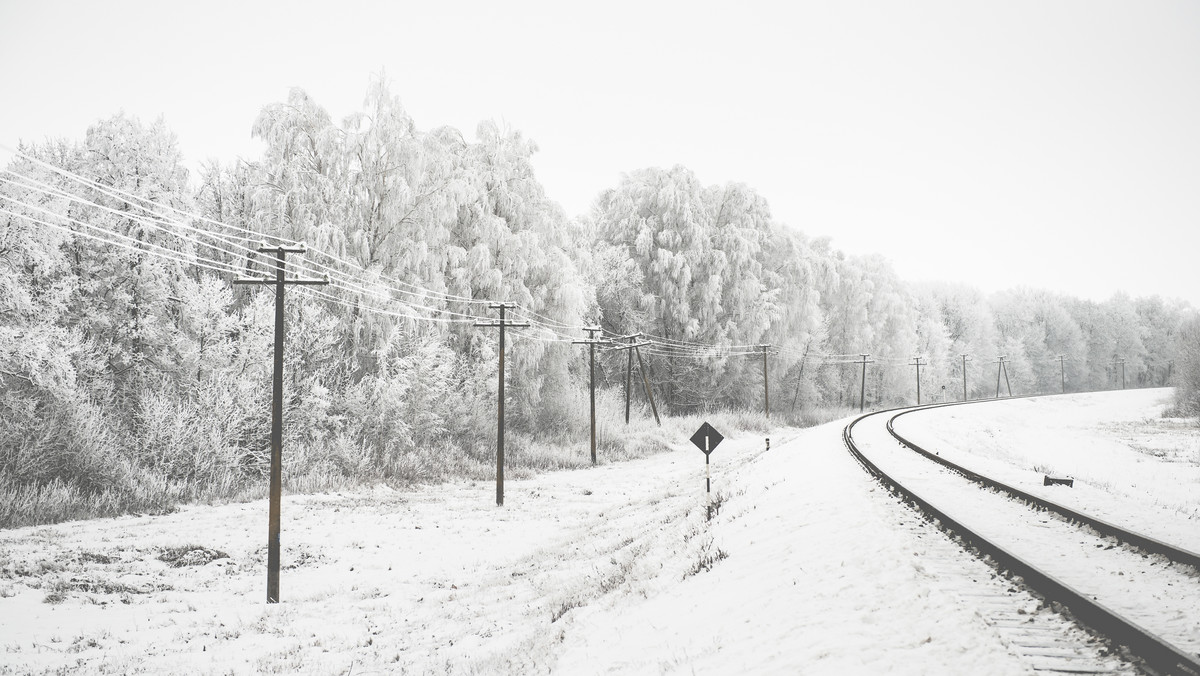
[790,340,812,413]
[604,334,657,426]
[994,355,1012,399]
[572,327,607,465]
[233,243,328,604]
[474,303,530,506]
[1057,355,1066,394]
[910,356,926,405]
[634,342,661,425]
[855,354,873,413]
[759,344,771,418]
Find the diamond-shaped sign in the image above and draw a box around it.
[690,422,723,455]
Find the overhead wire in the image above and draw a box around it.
[0,175,491,323]
[0,206,244,280]
[3,145,496,308]
[0,183,593,334]
[4,146,904,359]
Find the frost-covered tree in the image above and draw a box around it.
[591,167,818,412]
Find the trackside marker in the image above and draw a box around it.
[690,422,724,499]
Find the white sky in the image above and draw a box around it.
[2,0,1198,306]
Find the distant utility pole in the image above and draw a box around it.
[474,303,530,506]
[1057,355,1066,394]
[994,355,1012,399]
[790,340,812,413]
[855,354,874,413]
[759,344,771,418]
[233,243,328,604]
[1111,357,1126,390]
[910,356,926,405]
[572,327,607,465]
[961,354,970,401]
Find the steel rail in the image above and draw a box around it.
[886,403,1200,570]
[843,405,1200,676]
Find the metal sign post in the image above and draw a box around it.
[706,436,711,491]
[690,421,724,493]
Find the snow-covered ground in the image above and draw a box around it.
[892,387,1200,552]
[858,389,1200,662]
[1,390,1188,674]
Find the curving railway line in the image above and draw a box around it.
[843,398,1200,676]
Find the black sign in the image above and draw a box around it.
[690,422,724,455]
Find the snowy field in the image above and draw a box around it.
[893,387,1200,552]
[0,390,1190,674]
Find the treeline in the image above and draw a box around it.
[1,80,1195,525]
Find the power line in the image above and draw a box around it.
[2,151,498,307]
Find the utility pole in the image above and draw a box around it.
[625,343,633,423]
[994,355,1012,398]
[790,340,812,413]
[634,343,661,425]
[961,354,970,401]
[604,335,657,426]
[910,356,926,405]
[233,243,328,604]
[474,303,530,506]
[1057,355,1066,394]
[855,354,873,413]
[572,327,606,465]
[759,344,771,418]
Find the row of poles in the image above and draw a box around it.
[232,255,1144,604]
[853,352,1134,413]
[234,257,776,603]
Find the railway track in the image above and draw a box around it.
[843,400,1200,676]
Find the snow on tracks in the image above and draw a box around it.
[851,390,1200,676]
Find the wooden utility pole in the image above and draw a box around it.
[634,344,661,425]
[1057,355,1066,394]
[625,347,632,423]
[572,327,606,465]
[994,356,1012,399]
[759,344,771,418]
[474,303,530,506]
[855,354,873,413]
[1112,357,1126,390]
[790,340,812,413]
[603,335,657,426]
[961,354,970,401]
[910,356,926,405]
[233,244,328,604]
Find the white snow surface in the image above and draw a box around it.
[1,391,1184,674]
[892,388,1200,552]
